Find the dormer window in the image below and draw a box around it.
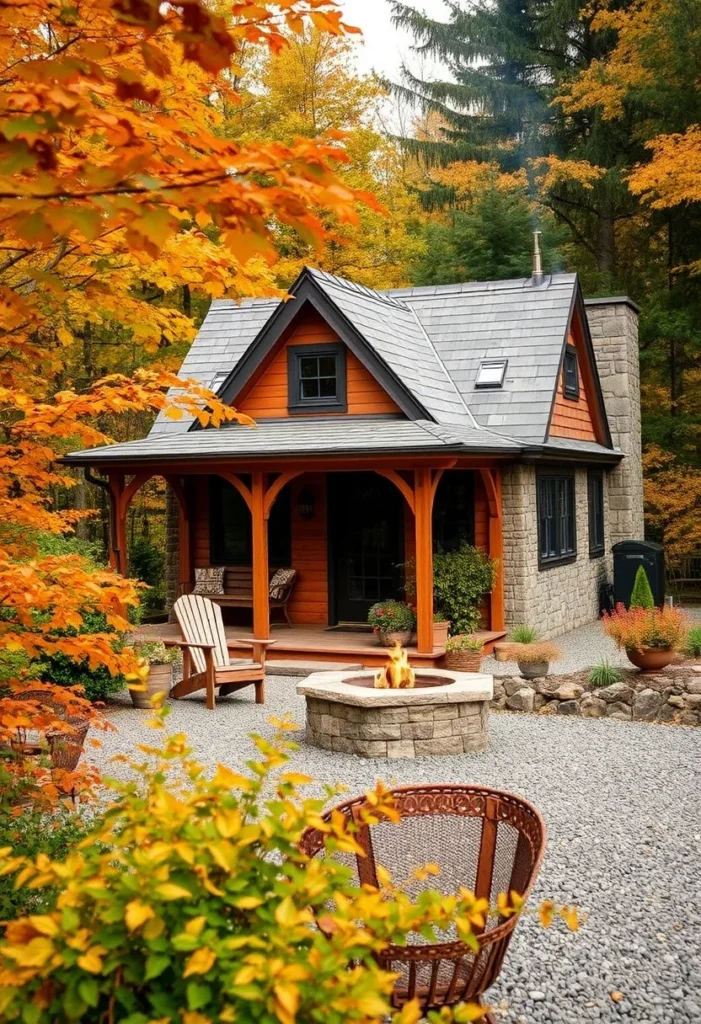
[288,343,347,414]
[563,346,580,399]
[475,359,507,389]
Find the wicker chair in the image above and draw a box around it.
[301,784,546,1021]
[8,689,89,773]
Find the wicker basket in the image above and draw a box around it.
[444,649,482,672]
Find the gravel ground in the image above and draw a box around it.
[91,680,701,1024]
[483,605,701,677]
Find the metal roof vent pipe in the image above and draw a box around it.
[531,229,544,285]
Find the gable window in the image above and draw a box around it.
[563,345,580,399]
[588,471,605,557]
[288,343,347,413]
[537,473,576,567]
[209,477,291,566]
[475,359,507,389]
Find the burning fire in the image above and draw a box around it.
[374,642,415,689]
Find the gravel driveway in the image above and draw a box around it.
[92,679,701,1024]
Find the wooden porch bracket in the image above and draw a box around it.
[375,469,415,513]
[478,467,505,633]
[216,471,253,510]
[264,470,303,519]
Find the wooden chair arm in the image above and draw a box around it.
[163,638,217,651]
[228,638,276,668]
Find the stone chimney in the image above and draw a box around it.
[585,297,645,545]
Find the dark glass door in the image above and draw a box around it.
[329,473,405,623]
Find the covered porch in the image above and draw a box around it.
[100,453,508,666]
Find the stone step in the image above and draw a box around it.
[267,660,364,678]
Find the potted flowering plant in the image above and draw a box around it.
[602,603,688,672]
[443,634,483,672]
[128,640,180,709]
[368,601,416,647]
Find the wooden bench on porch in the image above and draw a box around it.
[184,566,297,627]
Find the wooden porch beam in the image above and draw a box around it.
[479,467,505,632]
[107,472,128,576]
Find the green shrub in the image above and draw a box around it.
[367,600,416,634]
[129,536,166,616]
[630,566,655,609]
[432,542,497,635]
[588,659,622,688]
[510,625,539,644]
[684,625,701,658]
[37,611,125,702]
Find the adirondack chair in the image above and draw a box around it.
[169,594,274,711]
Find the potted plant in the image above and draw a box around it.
[495,625,538,662]
[602,603,688,672]
[433,612,450,648]
[368,601,416,647]
[128,640,180,709]
[500,636,562,679]
[443,634,483,672]
[403,543,497,637]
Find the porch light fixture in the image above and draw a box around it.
[475,359,508,389]
[297,487,315,520]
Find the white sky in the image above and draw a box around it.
[339,0,450,79]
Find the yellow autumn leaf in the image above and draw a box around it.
[562,905,580,932]
[356,994,390,1016]
[539,900,554,928]
[27,915,59,937]
[233,895,263,909]
[155,883,192,900]
[125,900,155,932]
[183,948,217,978]
[77,947,104,973]
[184,916,206,937]
[279,772,313,786]
[212,765,252,790]
[274,981,300,1017]
[182,1014,211,1024]
[214,810,241,838]
[4,938,54,968]
[274,896,298,928]
[393,999,421,1024]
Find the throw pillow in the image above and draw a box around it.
[193,566,225,596]
[269,568,296,600]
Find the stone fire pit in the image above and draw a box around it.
[297,668,493,758]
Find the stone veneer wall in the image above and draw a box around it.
[305,696,489,759]
[165,487,179,621]
[585,299,645,544]
[502,464,612,637]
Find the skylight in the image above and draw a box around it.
[210,371,229,393]
[475,359,508,389]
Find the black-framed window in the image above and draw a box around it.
[209,477,291,566]
[588,471,605,558]
[537,473,576,567]
[287,343,347,413]
[433,470,475,552]
[563,345,580,399]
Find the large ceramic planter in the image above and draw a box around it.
[433,621,450,648]
[625,646,675,673]
[130,663,173,709]
[378,630,413,648]
[518,661,549,680]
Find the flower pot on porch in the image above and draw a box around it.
[433,620,450,648]
[625,646,674,673]
[444,650,482,672]
[378,630,413,648]
[130,664,173,709]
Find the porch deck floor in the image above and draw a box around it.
[137,622,506,668]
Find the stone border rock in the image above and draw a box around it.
[492,665,701,725]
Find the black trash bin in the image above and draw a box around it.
[612,540,665,608]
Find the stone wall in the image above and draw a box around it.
[502,463,612,637]
[165,487,179,620]
[492,667,701,726]
[585,299,645,544]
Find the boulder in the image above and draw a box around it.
[506,688,535,713]
[606,701,632,720]
[668,694,685,709]
[657,703,678,723]
[597,682,635,705]
[679,711,700,727]
[685,678,701,695]
[553,682,584,701]
[557,699,580,716]
[632,688,663,721]
[504,676,532,697]
[492,679,505,700]
[533,692,547,711]
[538,701,559,715]
[684,693,701,710]
[534,677,561,697]
[580,695,607,718]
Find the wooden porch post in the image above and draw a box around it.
[107,472,128,576]
[414,467,435,654]
[251,472,270,639]
[479,467,505,632]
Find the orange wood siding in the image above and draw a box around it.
[236,310,400,418]
[549,331,597,441]
[288,474,328,625]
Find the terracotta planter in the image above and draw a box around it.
[378,630,413,648]
[518,661,549,680]
[444,649,482,672]
[130,663,173,709]
[625,646,675,673]
[433,621,450,647]
[493,643,511,662]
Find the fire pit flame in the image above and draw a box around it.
[373,642,415,689]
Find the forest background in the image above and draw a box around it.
[20,0,701,615]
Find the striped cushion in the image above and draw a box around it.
[193,566,225,596]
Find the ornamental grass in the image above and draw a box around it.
[602,603,689,651]
[499,642,562,665]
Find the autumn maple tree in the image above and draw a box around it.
[0,0,374,802]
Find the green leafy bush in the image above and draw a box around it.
[509,625,539,644]
[135,640,181,666]
[37,611,125,702]
[432,543,497,635]
[367,600,416,634]
[129,536,166,616]
[684,625,701,658]
[588,659,622,688]
[630,566,655,609]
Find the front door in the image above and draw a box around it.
[329,473,405,624]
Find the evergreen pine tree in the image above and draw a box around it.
[630,566,655,610]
